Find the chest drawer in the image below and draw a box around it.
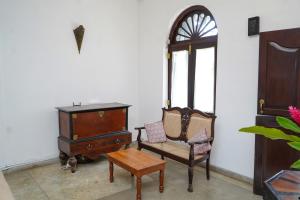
[72,108,126,139]
[70,134,131,155]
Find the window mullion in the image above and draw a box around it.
[188,44,197,109]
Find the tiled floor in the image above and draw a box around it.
[4,156,262,200]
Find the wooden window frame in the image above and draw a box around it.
[167,5,218,114]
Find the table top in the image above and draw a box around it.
[107,148,166,172]
[265,170,300,199]
[56,102,131,113]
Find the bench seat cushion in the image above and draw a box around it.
[141,141,204,160]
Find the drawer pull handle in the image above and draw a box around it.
[115,139,121,144]
[86,144,93,150]
[98,111,105,118]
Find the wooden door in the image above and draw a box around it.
[254,28,300,195]
[258,28,300,116]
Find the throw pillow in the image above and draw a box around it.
[144,121,167,143]
[188,129,211,154]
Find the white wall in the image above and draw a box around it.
[0,33,4,169]
[138,0,300,178]
[0,0,139,169]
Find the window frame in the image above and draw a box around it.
[167,5,218,114]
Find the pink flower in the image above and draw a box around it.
[289,106,300,125]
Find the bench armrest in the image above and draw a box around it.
[135,127,145,142]
[188,137,214,145]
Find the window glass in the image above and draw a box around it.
[171,50,189,107]
[194,47,215,112]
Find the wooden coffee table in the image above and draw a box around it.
[107,148,166,200]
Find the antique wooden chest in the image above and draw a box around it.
[56,102,132,172]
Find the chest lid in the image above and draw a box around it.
[56,102,131,113]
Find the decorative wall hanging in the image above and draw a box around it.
[73,25,85,53]
[248,17,260,36]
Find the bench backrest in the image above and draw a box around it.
[162,107,216,142]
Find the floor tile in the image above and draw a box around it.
[5,157,262,200]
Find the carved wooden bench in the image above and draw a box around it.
[135,107,216,192]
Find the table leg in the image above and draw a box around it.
[159,169,164,193]
[136,176,142,200]
[109,161,114,183]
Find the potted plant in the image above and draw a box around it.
[239,106,300,169]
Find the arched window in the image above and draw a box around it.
[167,5,218,113]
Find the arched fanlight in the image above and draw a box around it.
[175,12,217,42]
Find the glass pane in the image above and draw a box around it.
[178,28,190,38]
[182,22,192,35]
[171,50,188,108]
[194,47,215,113]
[176,35,188,42]
[199,16,211,33]
[187,17,193,32]
[193,14,199,31]
[202,28,218,37]
[200,21,215,36]
[196,14,205,32]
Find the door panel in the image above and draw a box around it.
[258,28,300,116]
[265,42,298,110]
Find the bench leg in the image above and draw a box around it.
[109,161,114,183]
[188,166,193,192]
[206,158,210,180]
[136,176,142,200]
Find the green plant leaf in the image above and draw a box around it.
[239,126,300,142]
[291,159,300,169]
[288,142,300,151]
[276,116,300,133]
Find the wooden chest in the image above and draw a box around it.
[57,102,132,172]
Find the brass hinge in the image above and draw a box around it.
[167,52,171,60]
[72,114,77,119]
[188,44,192,55]
[166,99,170,107]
